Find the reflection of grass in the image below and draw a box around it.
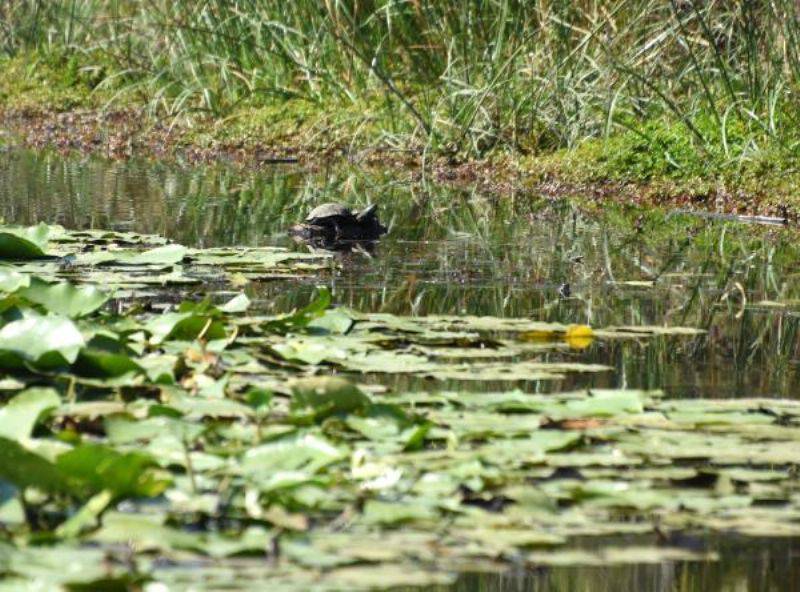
[3,2,800,192]
[4,148,800,395]
[455,535,800,591]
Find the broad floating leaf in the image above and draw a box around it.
[243,433,348,480]
[0,224,51,259]
[94,243,188,266]
[0,437,72,494]
[289,376,371,421]
[0,314,85,368]
[146,311,226,344]
[220,292,251,313]
[18,277,110,318]
[56,444,171,499]
[0,268,30,292]
[0,388,60,440]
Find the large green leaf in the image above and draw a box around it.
[56,444,171,499]
[0,315,85,368]
[0,388,60,440]
[289,376,371,422]
[0,224,50,259]
[261,288,332,333]
[0,543,135,586]
[145,312,226,344]
[361,499,439,525]
[0,437,72,494]
[0,268,30,292]
[242,433,348,480]
[89,243,188,266]
[17,278,110,318]
[219,293,250,313]
[91,511,205,553]
[0,438,169,501]
[74,349,143,378]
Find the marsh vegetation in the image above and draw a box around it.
[2,1,800,194]
[3,2,800,590]
[0,151,798,589]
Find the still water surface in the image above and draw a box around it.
[0,149,798,590]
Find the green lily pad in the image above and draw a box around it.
[0,314,85,368]
[242,433,348,480]
[0,388,60,440]
[0,268,30,292]
[17,277,109,317]
[289,376,371,421]
[0,224,51,259]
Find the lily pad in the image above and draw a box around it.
[0,314,85,368]
[0,388,60,440]
[18,277,109,317]
[289,376,371,421]
[0,224,50,259]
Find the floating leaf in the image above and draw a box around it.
[0,438,71,494]
[527,546,717,566]
[0,224,50,259]
[0,268,30,292]
[289,376,371,421]
[0,315,85,368]
[361,499,439,525]
[18,277,109,318]
[74,349,143,378]
[146,312,226,344]
[56,444,171,499]
[243,433,348,481]
[91,243,188,266]
[91,511,205,553]
[0,388,60,440]
[220,293,251,313]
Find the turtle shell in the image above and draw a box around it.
[305,203,354,224]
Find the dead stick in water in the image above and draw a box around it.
[667,209,788,226]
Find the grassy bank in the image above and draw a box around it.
[2,1,800,199]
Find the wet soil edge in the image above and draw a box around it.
[1,106,796,223]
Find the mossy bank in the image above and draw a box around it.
[2,41,800,218]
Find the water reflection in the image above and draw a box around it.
[2,149,799,399]
[438,536,799,592]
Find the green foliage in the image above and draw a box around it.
[0,388,60,440]
[289,376,371,422]
[0,315,85,369]
[3,0,800,180]
[0,223,50,259]
[1,219,800,588]
[18,278,109,318]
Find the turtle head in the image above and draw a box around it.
[356,204,378,223]
[355,204,387,237]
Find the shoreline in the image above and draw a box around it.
[1,105,797,223]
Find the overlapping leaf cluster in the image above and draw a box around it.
[0,225,798,590]
[0,223,332,295]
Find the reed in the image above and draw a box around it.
[3,0,800,162]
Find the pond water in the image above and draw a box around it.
[0,148,798,590]
[3,149,800,400]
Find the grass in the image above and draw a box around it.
[2,1,800,191]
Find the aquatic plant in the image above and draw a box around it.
[0,223,799,589]
[2,0,800,176]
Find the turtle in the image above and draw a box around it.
[290,202,387,245]
[305,202,357,229]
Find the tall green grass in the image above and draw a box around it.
[3,0,800,162]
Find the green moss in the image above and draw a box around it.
[0,50,116,113]
[520,114,800,205]
[181,94,415,153]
